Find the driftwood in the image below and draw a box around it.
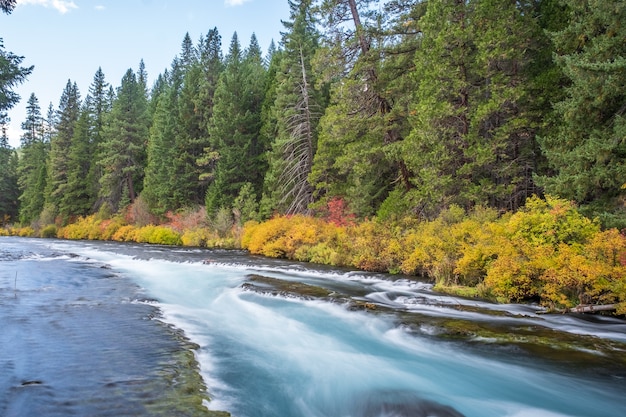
[567,304,616,314]
[539,304,617,314]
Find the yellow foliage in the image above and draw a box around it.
[58,215,102,240]
[16,226,35,237]
[181,228,217,247]
[133,225,181,245]
[241,215,339,260]
[347,219,404,272]
[111,225,137,242]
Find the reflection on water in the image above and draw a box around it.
[2,237,625,417]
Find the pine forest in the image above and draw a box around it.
[1,0,626,313]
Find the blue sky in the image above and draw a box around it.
[1,0,290,148]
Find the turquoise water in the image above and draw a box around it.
[2,237,625,417]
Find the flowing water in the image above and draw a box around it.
[1,237,625,417]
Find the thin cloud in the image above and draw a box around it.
[17,0,78,14]
[225,0,251,6]
[95,5,105,11]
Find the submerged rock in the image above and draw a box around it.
[356,391,465,417]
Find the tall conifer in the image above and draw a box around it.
[98,67,149,212]
[44,80,81,219]
[537,0,626,224]
[17,94,47,223]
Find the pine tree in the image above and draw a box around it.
[310,0,417,216]
[87,67,111,201]
[17,94,48,223]
[44,80,81,219]
[536,0,626,223]
[0,115,19,224]
[204,33,267,215]
[98,67,149,212]
[62,103,93,216]
[404,0,541,218]
[196,29,225,191]
[0,38,33,119]
[262,0,325,215]
[143,59,183,215]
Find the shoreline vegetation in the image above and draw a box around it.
[2,195,626,316]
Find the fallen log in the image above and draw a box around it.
[537,304,617,315]
[567,304,616,314]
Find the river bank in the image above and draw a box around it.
[0,237,228,417]
[2,196,626,317]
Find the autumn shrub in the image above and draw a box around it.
[181,228,217,247]
[242,215,292,257]
[241,215,341,260]
[347,219,403,272]
[211,207,234,238]
[483,196,605,304]
[16,227,35,237]
[126,196,158,227]
[165,207,208,233]
[58,215,102,240]
[111,225,137,242]
[542,229,626,310]
[40,224,58,238]
[400,206,468,283]
[99,216,126,240]
[507,195,599,246]
[131,225,181,245]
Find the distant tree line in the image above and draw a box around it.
[1,0,625,229]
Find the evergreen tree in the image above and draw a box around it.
[536,0,626,223]
[62,102,93,216]
[17,94,48,223]
[310,0,418,216]
[203,33,267,215]
[98,67,149,212]
[0,114,19,224]
[262,0,325,215]
[258,46,284,218]
[0,38,33,120]
[87,67,111,200]
[44,80,81,219]
[143,59,183,215]
[403,0,541,218]
[0,0,16,14]
[196,29,225,190]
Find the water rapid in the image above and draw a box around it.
[2,237,625,417]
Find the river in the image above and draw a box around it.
[1,237,625,417]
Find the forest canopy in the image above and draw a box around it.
[1,0,625,230]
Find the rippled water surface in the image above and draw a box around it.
[1,237,625,417]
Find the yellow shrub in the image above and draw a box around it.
[242,216,291,255]
[347,220,403,272]
[58,215,102,240]
[400,218,459,283]
[99,217,126,240]
[132,225,181,245]
[40,224,58,238]
[485,239,552,302]
[111,225,137,242]
[181,228,217,247]
[15,227,35,237]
